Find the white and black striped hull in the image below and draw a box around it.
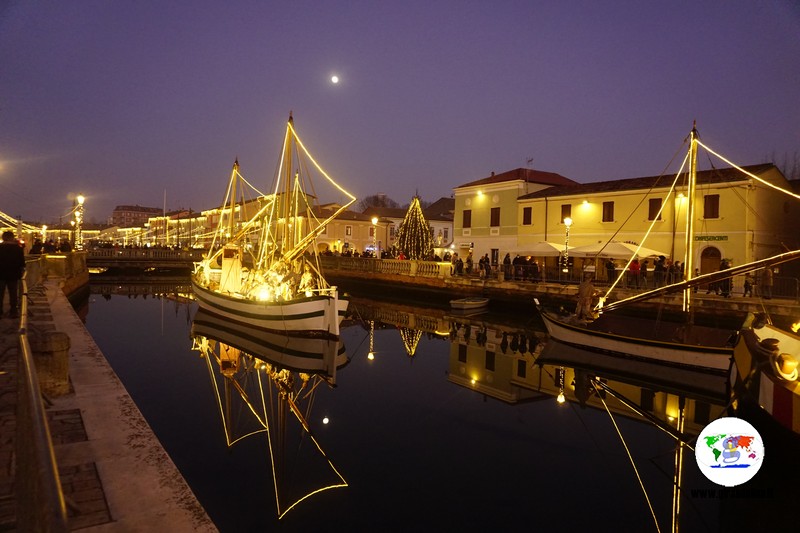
[192,278,348,338]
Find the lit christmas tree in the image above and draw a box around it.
[396,196,434,260]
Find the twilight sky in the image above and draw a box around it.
[1,1,798,224]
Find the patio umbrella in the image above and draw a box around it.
[568,241,667,259]
[512,242,574,257]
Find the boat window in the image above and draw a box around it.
[602,201,615,222]
[703,194,720,219]
[522,206,532,225]
[648,198,663,221]
[490,207,500,227]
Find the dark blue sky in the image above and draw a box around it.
[1,1,798,223]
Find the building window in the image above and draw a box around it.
[602,201,614,222]
[490,207,500,227]
[561,204,571,223]
[516,359,526,378]
[369,227,375,237]
[704,194,720,219]
[390,225,396,238]
[485,351,495,372]
[522,206,532,225]
[463,209,472,228]
[458,344,467,363]
[443,228,449,241]
[648,198,662,221]
[345,225,352,236]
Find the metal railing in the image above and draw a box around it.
[15,271,69,532]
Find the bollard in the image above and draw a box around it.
[29,331,71,397]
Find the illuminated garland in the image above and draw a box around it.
[395,196,434,260]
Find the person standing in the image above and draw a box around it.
[761,267,773,299]
[0,231,26,318]
[575,273,597,320]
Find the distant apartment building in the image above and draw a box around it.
[111,205,162,227]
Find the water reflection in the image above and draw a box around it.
[85,286,765,530]
[190,309,350,519]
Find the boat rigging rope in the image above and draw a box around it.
[698,140,800,201]
[593,381,662,533]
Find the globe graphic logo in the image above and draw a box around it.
[695,417,764,487]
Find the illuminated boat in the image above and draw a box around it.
[537,125,800,372]
[733,313,800,435]
[191,113,355,338]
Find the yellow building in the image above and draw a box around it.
[453,168,577,265]
[517,164,796,275]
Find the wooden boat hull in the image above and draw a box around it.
[191,277,348,338]
[537,307,733,373]
[733,319,800,435]
[450,297,489,310]
[192,308,348,376]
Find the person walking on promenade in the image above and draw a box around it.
[743,273,753,297]
[605,259,616,286]
[0,231,26,318]
[629,259,641,289]
[760,267,773,299]
[575,273,597,320]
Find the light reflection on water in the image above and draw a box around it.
[84,289,726,531]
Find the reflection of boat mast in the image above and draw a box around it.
[591,379,691,533]
[193,333,348,518]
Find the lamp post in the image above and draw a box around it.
[75,194,85,249]
[371,216,379,258]
[562,216,572,275]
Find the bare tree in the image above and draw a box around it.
[358,193,400,212]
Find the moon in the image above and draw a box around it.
[330,75,339,84]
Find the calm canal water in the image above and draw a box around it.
[81,283,794,532]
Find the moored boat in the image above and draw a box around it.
[191,113,355,338]
[537,125,800,370]
[733,313,800,435]
[450,297,489,310]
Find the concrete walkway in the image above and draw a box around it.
[1,281,216,532]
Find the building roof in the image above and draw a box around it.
[112,205,162,213]
[455,168,577,190]
[518,164,777,200]
[361,207,408,220]
[423,197,455,221]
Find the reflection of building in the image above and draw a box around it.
[447,323,728,436]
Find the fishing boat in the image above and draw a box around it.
[733,313,800,435]
[538,125,800,373]
[190,315,349,519]
[191,113,356,338]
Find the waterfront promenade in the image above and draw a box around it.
[0,279,215,531]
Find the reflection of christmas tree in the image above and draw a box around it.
[399,327,423,357]
[396,196,434,260]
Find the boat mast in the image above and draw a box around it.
[683,123,699,314]
[282,113,295,255]
[229,159,239,240]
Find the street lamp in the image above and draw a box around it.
[562,216,572,273]
[75,194,85,250]
[371,216,379,258]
